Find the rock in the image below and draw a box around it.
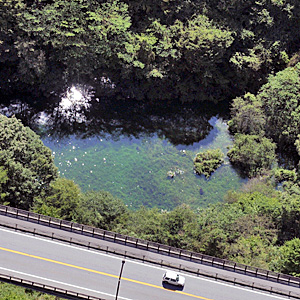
[175,168,184,175]
[167,171,176,178]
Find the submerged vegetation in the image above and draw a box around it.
[42,117,243,210]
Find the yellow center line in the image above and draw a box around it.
[0,246,213,300]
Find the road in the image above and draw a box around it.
[0,227,293,300]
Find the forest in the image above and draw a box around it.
[1,0,300,298]
[1,0,300,103]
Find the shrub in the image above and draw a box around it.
[194,149,224,178]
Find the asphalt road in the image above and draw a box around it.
[0,227,293,300]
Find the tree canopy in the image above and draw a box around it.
[0,115,58,209]
[258,63,300,148]
[1,0,299,102]
[227,134,277,178]
[76,190,128,230]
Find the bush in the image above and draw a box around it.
[272,238,300,276]
[194,149,224,178]
[228,93,266,135]
[227,134,277,178]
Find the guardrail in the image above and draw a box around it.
[0,273,105,300]
[1,204,300,299]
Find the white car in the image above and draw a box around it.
[162,271,185,287]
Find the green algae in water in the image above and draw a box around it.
[43,117,246,210]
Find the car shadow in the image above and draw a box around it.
[162,282,184,291]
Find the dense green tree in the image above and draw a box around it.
[112,180,285,266]
[2,0,299,102]
[19,0,134,78]
[161,204,197,248]
[272,238,300,276]
[231,191,282,221]
[227,134,277,178]
[0,166,8,200]
[193,186,280,261]
[0,115,58,209]
[116,206,166,243]
[258,63,300,148]
[228,93,266,135]
[227,234,275,268]
[116,204,198,248]
[228,64,300,175]
[295,135,300,156]
[76,190,128,230]
[273,168,297,184]
[33,177,80,221]
[279,193,300,242]
[192,203,244,256]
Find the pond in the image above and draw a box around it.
[1,85,247,210]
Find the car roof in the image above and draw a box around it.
[165,271,179,279]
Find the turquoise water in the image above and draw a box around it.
[43,117,246,210]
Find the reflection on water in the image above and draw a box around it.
[0,85,247,210]
[56,85,94,123]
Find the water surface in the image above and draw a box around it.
[1,86,246,210]
[43,117,245,210]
